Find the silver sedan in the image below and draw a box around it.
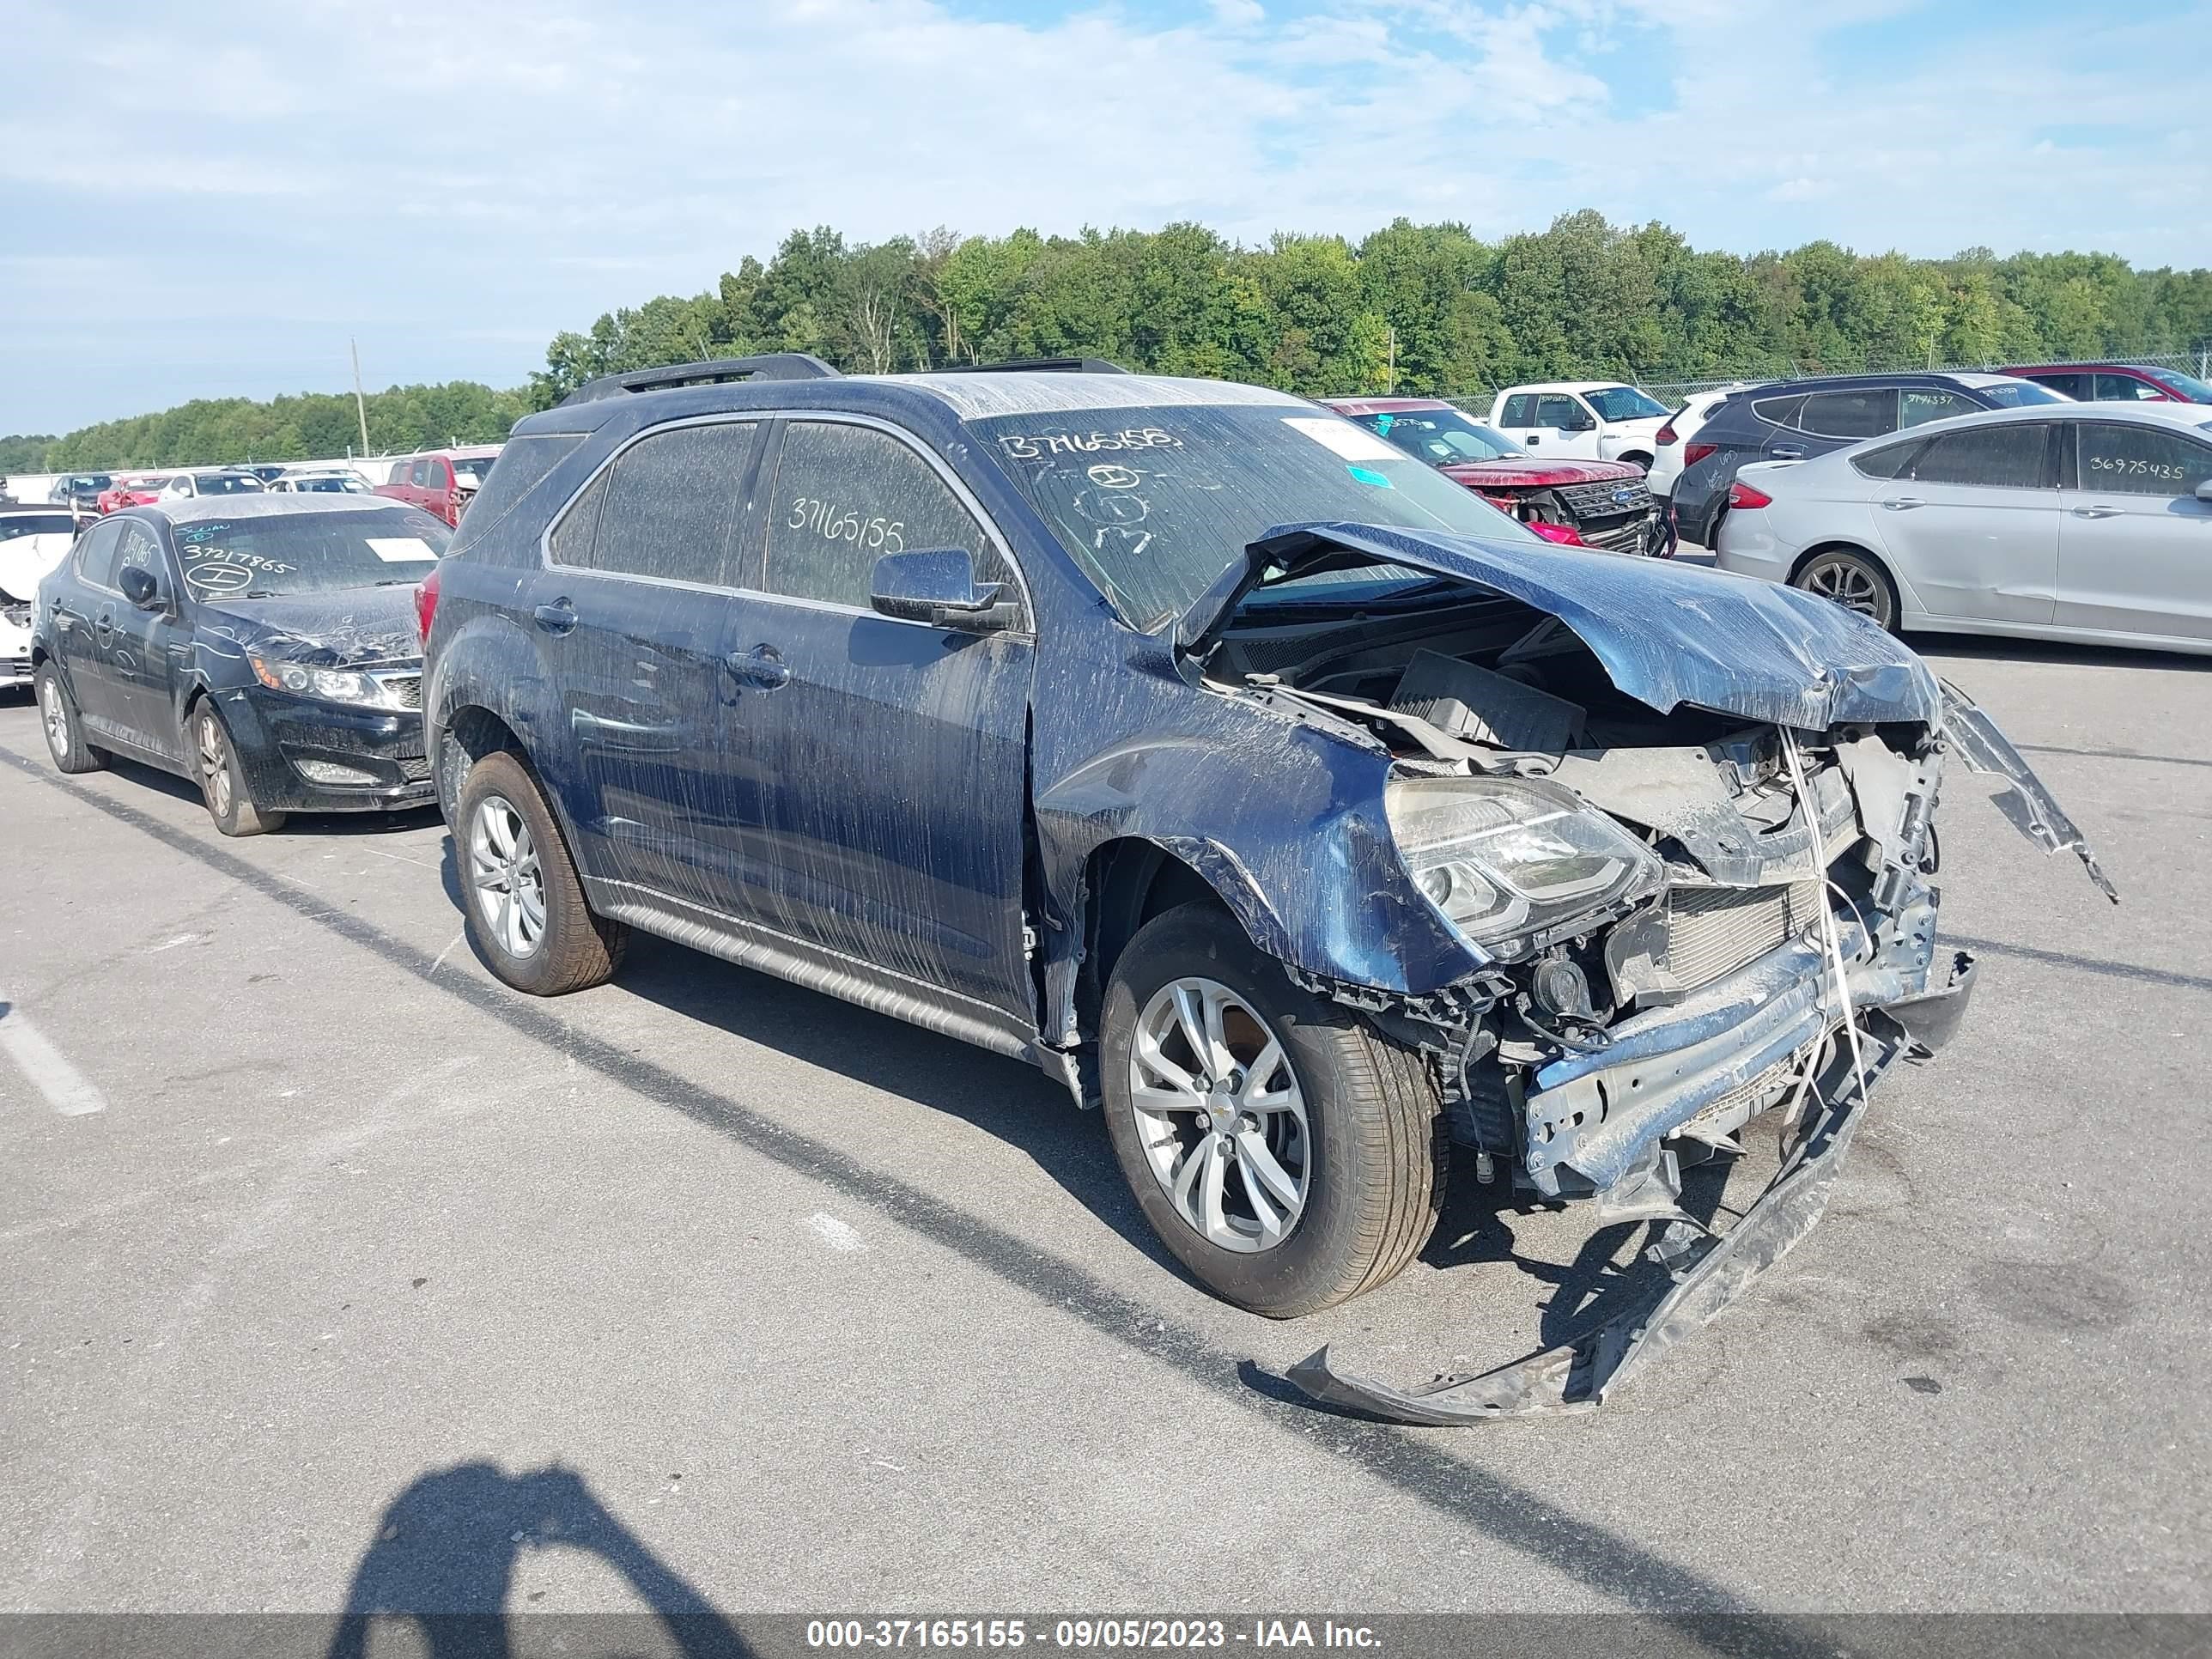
[1715,401,2212,655]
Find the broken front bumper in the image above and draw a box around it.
[1291,1015,1911,1422]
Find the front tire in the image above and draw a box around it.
[1102,902,1445,1317]
[1793,545,1900,633]
[192,703,284,836]
[35,664,106,775]
[456,750,627,995]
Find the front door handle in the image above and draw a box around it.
[1525,434,1540,446]
[723,644,790,690]
[1881,497,1924,511]
[2070,505,2123,520]
[532,601,577,635]
[94,608,116,641]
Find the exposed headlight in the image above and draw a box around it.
[1385,775,1663,950]
[248,653,406,708]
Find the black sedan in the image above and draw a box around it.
[31,495,446,835]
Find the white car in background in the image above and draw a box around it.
[1487,381,1673,470]
[1647,383,1761,501]
[1715,401,2212,653]
[270,466,375,495]
[1,504,82,692]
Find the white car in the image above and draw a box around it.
[270,467,375,495]
[1488,381,1674,470]
[1,504,82,691]
[1715,401,2212,653]
[1646,383,1760,501]
[159,469,266,501]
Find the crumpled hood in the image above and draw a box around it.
[1439,459,1642,490]
[0,532,75,604]
[1179,522,1942,729]
[194,586,421,667]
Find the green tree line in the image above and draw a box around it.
[17,210,2212,471]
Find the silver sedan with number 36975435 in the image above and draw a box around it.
[1715,401,2212,654]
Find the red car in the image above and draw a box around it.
[94,474,173,514]
[2000,362,2212,404]
[1319,398,1669,556]
[374,446,503,527]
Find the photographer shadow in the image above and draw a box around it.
[326,1460,749,1659]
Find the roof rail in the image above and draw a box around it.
[934,356,1131,376]
[559,353,841,406]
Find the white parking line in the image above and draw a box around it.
[805,1212,867,1253]
[0,996,108,1116]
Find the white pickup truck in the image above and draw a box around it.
[1488,382,1673,471]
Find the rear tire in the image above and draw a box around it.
[1792,544,1900,633]
[456,750,627,995]
[192,703,284,836]
[35,664,106,775]
[1101,902,1445,1317]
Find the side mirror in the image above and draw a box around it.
[870,549,1019,631]
[118,565,161,609]
[2196,479,2212,504]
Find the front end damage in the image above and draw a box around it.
[1181,525,2114,1420]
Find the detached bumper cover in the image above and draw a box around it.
[217,687,434,813]
[1291,1018,1907,1423]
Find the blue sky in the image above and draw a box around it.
[0,0,2203,434]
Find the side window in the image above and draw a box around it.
[114,521,165,580]
[2094,373,2162,403]
[1750,393,1807,429]
[75,520,124,589]
[1796,389,1897,440]
[1899,388,1982,428]
[410,459,434,488]
[547,471,608,568]
[761,422,1006,610]
[2032,373,2090,400]
[1500,395,1534,426]
[553,421,758,586]
[389,460,410,485]
[1533,394,1583,430]
[1908,425,2050,489]
[1850,440,1924,481]
[2076,422,2212,497]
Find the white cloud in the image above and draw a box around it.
[0,0,2204,431]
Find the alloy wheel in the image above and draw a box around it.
[197,714,233,817]
[470,794,546,959]
[1127,976,1311,1254]
[1798,555,1891,627]
[40,678,69,759]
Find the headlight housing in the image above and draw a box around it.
[248,653,408,708]
[1385,775,1663,952]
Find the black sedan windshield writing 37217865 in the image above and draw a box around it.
[171,508,451,599]
[970,404,1533,627]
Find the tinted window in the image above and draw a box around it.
[1500,395,1535,425]
[197,473,264,495]
[1534,395,1587,429]
[447,434,585,560]
[75,520,125,588]
[1899,388,1982,428]
[1851,440,1924,481]
[2094,373,2164,403]
[1910,425,2050,489]
[0,513,76,539]
[2076,422,2212,497]
[763,422,1003,608]
[114,520,164,580]
[171,508,450,600]
[548,471,606,568]
[552,422,757,586]
[1750,393,1807,430]
[1796,389,1896,440]
[2027,373,2091,400]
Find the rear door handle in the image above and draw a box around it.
[1770,446,1806,460]
[723,644,789,690]
[532,601,577,635]
[1881,497,1924,511]
[2070,505,2123,520]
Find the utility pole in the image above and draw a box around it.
[350,337,372,458]
[1387,326,1396,395]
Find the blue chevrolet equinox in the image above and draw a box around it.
[420,356,2107,1416]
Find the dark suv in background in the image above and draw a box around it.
[415,353,2097,1416]
[1670,371,2069,548]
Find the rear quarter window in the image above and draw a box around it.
[445,434,585,562]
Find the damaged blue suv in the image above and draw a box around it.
[421,356,2111,1418]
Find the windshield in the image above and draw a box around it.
[451,456,497,483]
[1584,386,1669,421]
[173,508,451,601]
[0,514,75,540]
[1346,408,1524,465]
[1975,379,2068,407]
[292,475,369,493]
[194,473,265,495]
[2142,366,2212,402]
[971,403,1534,628]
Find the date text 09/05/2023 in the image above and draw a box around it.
[805,1620,1383,1651]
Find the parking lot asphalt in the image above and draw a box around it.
[1,634,2207,1620]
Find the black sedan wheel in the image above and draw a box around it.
[35,664,106,775]
[192,704,284,836]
